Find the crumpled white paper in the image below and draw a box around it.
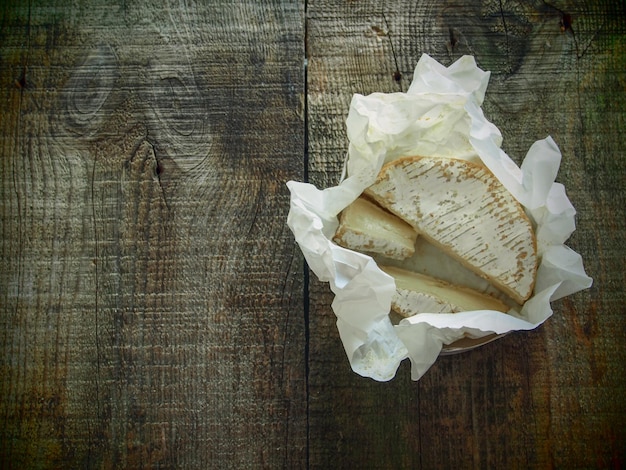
[287,54,593,381]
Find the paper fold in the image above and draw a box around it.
[287,54,593,381]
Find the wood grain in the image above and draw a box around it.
[1,0,625,468]
[1,0,306,468]
[306,0,625,468]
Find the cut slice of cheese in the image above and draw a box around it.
[333,196,418,260]
[366,156,537,303]
[380,265,510,317]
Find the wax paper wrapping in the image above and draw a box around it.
[286,54,593,381]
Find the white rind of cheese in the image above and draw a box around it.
[394,290,461,315]
[381,265,510,317]
[366,156,537,304]
[333,197,418,260]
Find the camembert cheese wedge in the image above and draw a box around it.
[333,196,418,260]
[381,265,510,317]
[366,156,537,304]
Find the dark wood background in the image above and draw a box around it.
[1,0,624,468]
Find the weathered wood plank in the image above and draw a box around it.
[0,0,306,468]
[306,0,625,467]
[2,0,625,467]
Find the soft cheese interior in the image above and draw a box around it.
[374,237,515,307]
[333,197,418,260]
[380,265,511,317]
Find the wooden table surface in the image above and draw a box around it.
[1,0,624,468]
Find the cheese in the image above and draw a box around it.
[380,265,510,317]
[366,156,537,303]
[333,196,418,260]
